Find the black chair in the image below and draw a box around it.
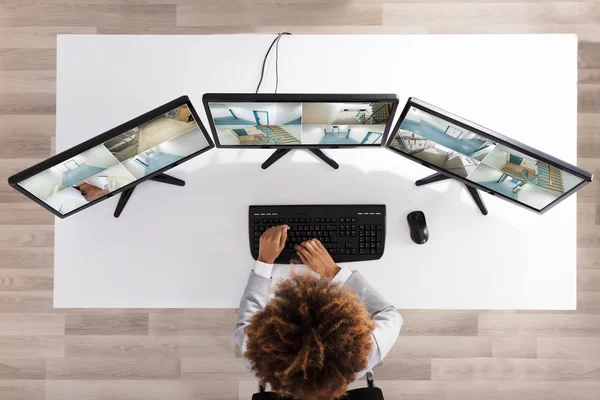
[251,371,384,400]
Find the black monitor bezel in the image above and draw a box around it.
[7,95,215,219]
[202,93,399,149]
[385,97,593,214]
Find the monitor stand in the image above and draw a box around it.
[261,149,339,170]
[113,173,185,218]
[415,172,488,216]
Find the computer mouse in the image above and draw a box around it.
[407,211,429,245]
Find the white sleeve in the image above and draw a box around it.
[331,266,353,286]
[252,261,274,279]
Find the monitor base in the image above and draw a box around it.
[261,149,339,170]
[113,173,185,218]
[415,172,488,216]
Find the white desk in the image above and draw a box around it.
[54,34,578,309]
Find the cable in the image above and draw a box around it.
[256,32,291,94]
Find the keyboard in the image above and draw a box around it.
[249,205,386,264]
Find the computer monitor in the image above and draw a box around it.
[203,94,399,169]
[385,98,593,214]
[8,96,214,218]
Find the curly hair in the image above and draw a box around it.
[244,272,376,400]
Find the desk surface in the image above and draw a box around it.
[54,34,577,309]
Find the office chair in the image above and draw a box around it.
[251,371,384,400]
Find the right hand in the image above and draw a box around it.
[295,239,340,280]
[258,225,289,264]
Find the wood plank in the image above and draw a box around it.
[0,4,176,28]
[177,3,383,26]
[352,380,600,400]
[579,84,600,114]
[0,248,53,269]
[432,357,600,381]
[0,115,56,137]
[0,336,63,357]
[0,71,55,93]
[389,336,492,358]
[371,357,432,380]
[0,291,53,313]
[0,136,52,159]
[179,335,236,358]
[148,309,237,335]
[579,41,600,69]
[383,2,600,26]
[181,357,256,380]
[0,269,53,291]
[0,93,55,115]
[65,336,178,358]
[0,380,44,400]
[65,313,149,336]
[538,337,600,359]
[580,69,600,85]
[491,337,537,358]
[578,291,600,313]
[425,23,600,39]
[46,380,240,400]
[0,226,54,248]
[0,313,63,335]
[480,311,600,336]
[577,246,600,269]
[578,270,600,291]
[0,204,53,225]
[0,49,55,71]
[399,310,479,336]
[46,357,180,380]
[0,359,45,379]
[0,27,97,48]
[97,24,430,35]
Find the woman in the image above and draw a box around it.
[234,225,402,400]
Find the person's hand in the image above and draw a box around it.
[295,239,340,280]
[258,225,289,264]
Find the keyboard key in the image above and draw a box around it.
[253,218,259,224]
[331,218,337,223]
[351,249,357,254]
[370,249,376,254]
[352,218,356,223]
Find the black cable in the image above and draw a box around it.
[256,32,291,94]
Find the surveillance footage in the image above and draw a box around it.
[391,106,584,210]
[208,101,393,146]
[17,104,210,215]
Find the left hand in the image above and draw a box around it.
[258,225,289,264]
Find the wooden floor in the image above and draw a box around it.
[0,1,599,399]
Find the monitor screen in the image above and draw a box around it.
[388,99,591,213]
[205,96,397,147]
[12,101,212,217]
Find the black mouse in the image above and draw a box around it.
[407,211,429,244]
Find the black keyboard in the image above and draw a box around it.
[249,205,386,264]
